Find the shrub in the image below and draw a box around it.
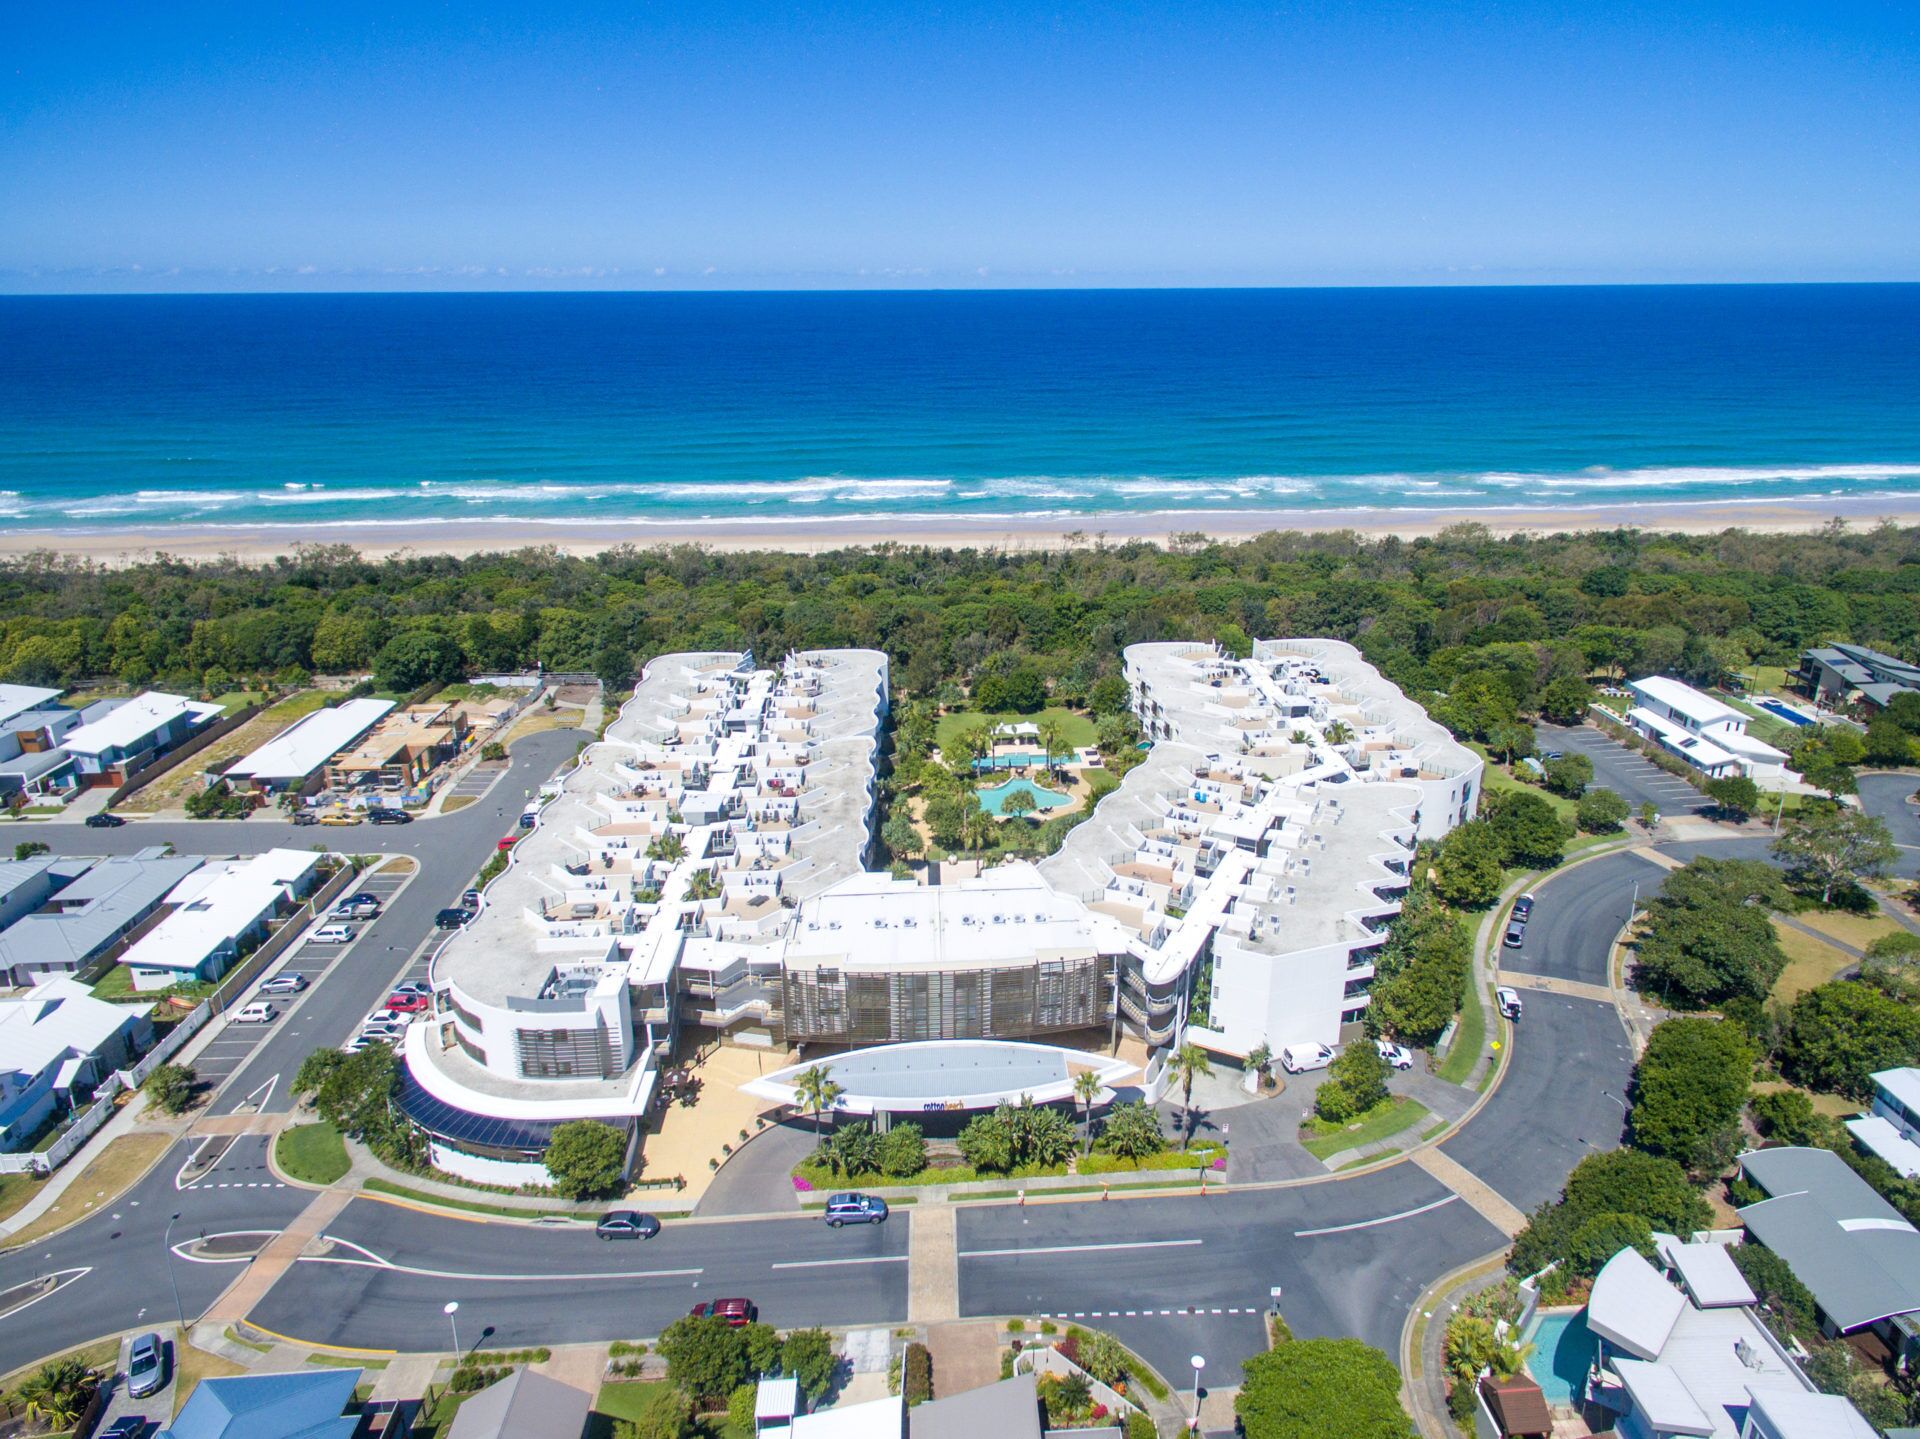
[544,1119,629,1199]
[142,1061,197,1116]
[878,1122,928,1178]
[1314,1042,1388,1124]
[1576,787,1630,833]
[902,1342,933,1406]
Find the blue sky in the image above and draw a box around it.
[3,2,1915,290]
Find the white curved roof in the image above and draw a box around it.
[1589,1246,1686,1360]
[744,1039,1137,1115]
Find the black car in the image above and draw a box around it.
[1511,894,1534,923]
[368,808,412,825]
[435,908,472,929]
[85,812,125,828]
[595,1210,662,1241]
[100,1419,146,1439]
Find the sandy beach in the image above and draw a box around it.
[1,493,1918,565]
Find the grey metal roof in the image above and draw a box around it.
[909,1373,1043,1439]
[0,855,204,971]
[446,1369,589,1439]
[0,748,75,782]
[1738,1147,1920,1331]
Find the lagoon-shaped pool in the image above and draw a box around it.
[978,776,1072,816]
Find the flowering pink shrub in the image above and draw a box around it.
[792,1175,814,1191]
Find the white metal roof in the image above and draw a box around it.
[0,979,137,1081]
[1588,1246,1686,1360]
[0,684,63,728]
[1875,1067,1920,1116]
[790,1394,902,1438]
[1629,708,1739,768]
[61,692,221,757]
[1611,1360,1714,1437]
[755,1377,798,1421]
[1658,1238,1757,1308]
[1744,1388,1879,1439]
[1630,675,1745,728]
[117,849,321,975]
[226,698,394,782]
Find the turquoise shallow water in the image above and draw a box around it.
[978,777,1071,816]
[1,287,1918,532]
[1525,1311,1597,1406]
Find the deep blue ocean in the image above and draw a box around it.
[1,286,1918,533]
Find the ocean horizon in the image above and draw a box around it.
[3,285,1919,534]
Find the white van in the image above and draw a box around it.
[234,1002,276,1024]
[311,923,354,944]
[1280,1042,1337,1074]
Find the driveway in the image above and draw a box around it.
[1537,722,1707,816]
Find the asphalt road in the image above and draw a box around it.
[1500,849,1667,988]
[1537,722,1707,816]
[1856,771,1920,880]
[0,744,1708,1395]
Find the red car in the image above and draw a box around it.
[385,992,432,1014]
[497,835,519,852]
[689,1298,756,1327]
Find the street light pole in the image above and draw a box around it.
[444,1301,461,1358]
[164,1212,187,1333]
[1189,1354,1206,1433]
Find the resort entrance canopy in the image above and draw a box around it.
[745,1039,1137,1116]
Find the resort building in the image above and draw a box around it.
[402,639,1478,1185]
[1798,643,1920,713]
[59,690,224,786]
[0,979,151,1150]
[1574,1241,1875,1439]
[1737,1146,1920,1360]
[223,696,394,795]
[0,851,206,987]
[114,848,325,992]
[1625,676,1794,781]
[1846,1067,1920,1179]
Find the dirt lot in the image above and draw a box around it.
[117,691,330,813]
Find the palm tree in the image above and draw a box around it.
[647,831,686,862]
[961,805,997,856]
[18,1358,94,1429]
[957,723,992,773]
[793,1064,843,1137]
[1323,720,1354,746]
[683,868,722,902]
[1072,1069,1102,1155]
[1037,719,1066,781]
[1168,1043,1212,1151]
[1245,1041,1273,1091]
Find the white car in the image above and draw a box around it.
[1280,1042,1337,1074]
[390,981,432,998]
[366,1007,413,1027]
[233,1002,276,1024]
[341,1036,378,1054]
[1496,986,1524,1021]
[359,1021,406,1041]
[1376,1040,1414,1070]
[311,924,354,944]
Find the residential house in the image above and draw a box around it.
[1845,1068,1920,1180]
[155,1369,380,1439]
[445,1369,588,1439]
[1798,644,1920,713]
[324,702,469,794]
[223,697,394,796]
[0,852,206,986]
[1737,1146,1920,1360]
[0,854,89,931]
[115,849,325,992]
[1580,1241,1876,1438]
[748,1373,1045,1439]
[1625,676,1794,780]
[0,685,64,730]
[0,979,151,1149]
[60,691,224,786]
[0,700,123,801]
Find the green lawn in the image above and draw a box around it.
[1301,1097,1431,1160]
[275,1123,350,1185]
[1435,969,1487,1086]
[1469,744,1578,823]
[361,1176,591,1221]
[87,964,136,1000]
[593,1382,729,1438]
[934,705,1095,754]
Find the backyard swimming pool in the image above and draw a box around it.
[1755,697,1814,727]
[1524,1310,1597,1407]
[978,776,1072,816]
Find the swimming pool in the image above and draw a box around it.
[972,752,1054,771]
[977,776,1072,816]
[1524,1310,1597,1407]
[1755,697,1813,726]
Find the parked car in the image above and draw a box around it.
[823,1193,889,1227]
[1502,920,1526,949]
[595,1210,662,1240]
[366,1007,414,1027]
[100,1417,147,1439]
[232,1002,276,1024]
[358,1024,405,1044]
[1511,893,1535,923]
[461,889,482,909]
[318,811,362,825]
[339,893,382,913]
[391,980,433,998]
[126,1332,166,1399]
[312,924,355,944]
[1280,1042,1336,1074]
[1541,749,1563,762]
[1376,1040,1414,1070]
[368,808,412,825]
[689,1298,756,1327]
[385,992,432,1013]
[496,835,519,852]
[435,908,472,929]
[85,812,125,828]
[518,810,538,830]
[259,973,308,995]
[341,1036,378,1054]
[1496,987,1524,1021]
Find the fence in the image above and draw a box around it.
[0,860,357,1178]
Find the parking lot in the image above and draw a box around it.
[187,863,417,1100]
[442,758,509,805]
[1537,721,1707,816]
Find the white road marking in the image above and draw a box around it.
[1294,1194,1459,1237]
[0,1268,91,1325]
[960,1238,1203,1259]
[304,1235,702,1284]
[769,1255,909,1270]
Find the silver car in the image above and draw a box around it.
[126,1332,165,1399]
